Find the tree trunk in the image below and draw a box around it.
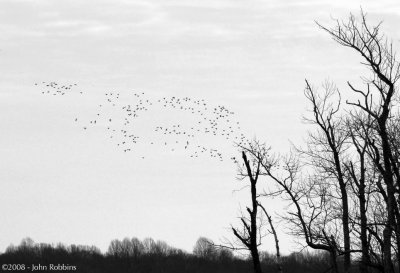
[359,176,370,273]
[332,144,351,273]
[251,248,263,273]
[380,124,396,273]
[330,249,339,273]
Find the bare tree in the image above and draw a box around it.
[259,203,283,273]
[230,151,263,273]
[302,80,352,272]
[317,10,400,273]
[224,10,399,273]
[222,147,289,273]
[193,237,216,259]
[241,141,341,273]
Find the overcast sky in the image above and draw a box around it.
[1,0,399,254]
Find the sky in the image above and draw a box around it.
[0,0,399,254]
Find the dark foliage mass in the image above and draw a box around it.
[0,237,333,273]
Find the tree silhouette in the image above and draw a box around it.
[193,237,216,259]
[316,10,400,273]
[236,10,400,273]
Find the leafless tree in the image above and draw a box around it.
[222,147,289,273]
[259,203,283,273]
[225,10,398,273]
[230,151,263,273]
[317,10,400,273]
[240,141,341,273]
[193,237,216,259]
[301,79,352,272]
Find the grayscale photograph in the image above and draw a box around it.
[1,0,399,272]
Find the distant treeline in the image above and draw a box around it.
[0,237,338,273]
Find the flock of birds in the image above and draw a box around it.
[35,81,82,96]
[36,81,248,163]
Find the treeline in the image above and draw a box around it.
[0,237,332,273]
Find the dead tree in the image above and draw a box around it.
[302,80,351,273]
[227,11,399,273]
[318,11,400,273]
[240,141,340,273]
[230,151,263,273]
[345,115,371,273]
[258,203,283,273]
